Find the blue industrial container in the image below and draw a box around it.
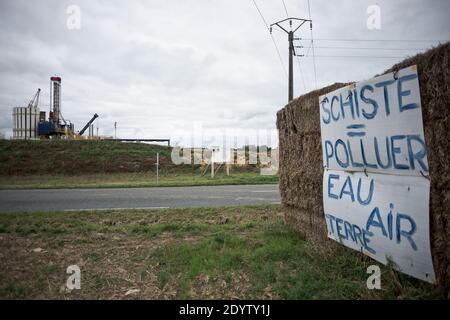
[38,121,54,136]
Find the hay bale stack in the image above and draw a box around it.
[276,42,450,294]
[276,83,349,242]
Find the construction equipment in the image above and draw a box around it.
[28,88,41,109]
[79,113,99,136]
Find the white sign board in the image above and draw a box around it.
[210,147,232,163]
[319,65,435,283]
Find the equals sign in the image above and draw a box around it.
[346,124,366,137]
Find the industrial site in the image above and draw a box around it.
[0,0,449,307]
[12,76,102,140]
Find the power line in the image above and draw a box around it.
[301,38,448,42]
[304,41,312,56]
[270,34,288,78]
[294,39,308,94]
[303,55,406,58]
[296,55,307,93]
[251,0,269,27]
[251,0,288,77]
[281,0,292,31]
[313,46,427,51]
[282,0,290,19]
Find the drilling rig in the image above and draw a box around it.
[49,76,65,136]
[37,76,99,139]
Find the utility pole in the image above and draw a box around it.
[114,121,117,139]
[288,30,294,102]
[270,17,312,102]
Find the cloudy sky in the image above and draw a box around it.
[0,0,449,146]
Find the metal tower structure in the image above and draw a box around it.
[50,76,62,128]
[270,17,312,102]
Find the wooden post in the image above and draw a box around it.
[156,152,159,184]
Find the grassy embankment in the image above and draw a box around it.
[0,140,277,189]
[0,205,438,299]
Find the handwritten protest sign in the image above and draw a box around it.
[319,65,435,282]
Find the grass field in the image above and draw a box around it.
[0,172,278,189]
[0,205,438,299]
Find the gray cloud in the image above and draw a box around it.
[0,0,449,146]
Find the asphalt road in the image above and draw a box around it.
[0,184,280,213]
